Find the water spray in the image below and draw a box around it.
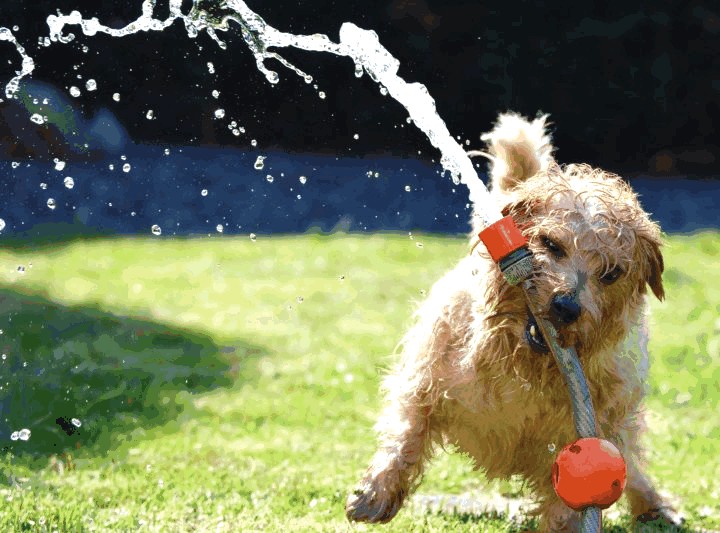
[2,1,627,529]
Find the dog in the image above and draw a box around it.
[345,113,682,531]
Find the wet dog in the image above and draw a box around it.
[346,113,680,531]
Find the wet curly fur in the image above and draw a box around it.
[346,113,681,531]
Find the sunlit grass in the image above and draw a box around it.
[0,232,717,531]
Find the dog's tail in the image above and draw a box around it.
[477,112,554,193]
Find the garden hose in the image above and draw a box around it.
[479,216,602,533]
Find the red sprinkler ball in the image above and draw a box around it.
[551,437,627,511]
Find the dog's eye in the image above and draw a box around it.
[600,266,623,285]
[541,236,565,258]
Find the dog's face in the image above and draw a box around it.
[499,163,664,357]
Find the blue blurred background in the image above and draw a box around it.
[1,1,718,238]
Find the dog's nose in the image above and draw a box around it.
[550,293,581,324]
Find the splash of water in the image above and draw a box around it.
[10,0,502,226]
[0,26,35,99]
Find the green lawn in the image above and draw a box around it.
[0,232,717,532]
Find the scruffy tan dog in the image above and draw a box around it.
[346,113,681,531]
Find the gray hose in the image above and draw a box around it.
[500,251,602,532]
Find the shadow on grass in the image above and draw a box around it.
[0,288,265,459]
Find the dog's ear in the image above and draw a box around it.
[640,232,665,301]
[480,112,554,193]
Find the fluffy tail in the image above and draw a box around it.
[479,112,554,192]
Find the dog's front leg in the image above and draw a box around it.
[625,454,684,528]
[346,316,451,523]
[345,397,432,523]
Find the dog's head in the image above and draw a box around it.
[476,114,664,358]
[502,165,664,356]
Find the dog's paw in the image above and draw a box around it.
[345,481,406,524]
[635,506,685,531]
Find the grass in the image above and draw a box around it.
[0,231,717,532]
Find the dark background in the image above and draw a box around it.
[1,0,718,176]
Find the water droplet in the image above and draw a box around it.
[201,189,208,197]
[211,89,219,98]
[69,86,81,98]
[303,74,313,84]
[207,62,215,74]
[108,163,114,170]
[548,443,556,453]
[253,156,265,170]
[121,154,127,160]
[47,198,56,210]
[232,129,240,136]
[146,109,155,120]
[296,194,302,200]
[265,175,274,183]
[266,71,279,84]
[216,224,223,233]
[214,108,225,119]
[40,182,48,190]
[85,79,97,91]
[10,431,19,441]
[112,92,120,102]
[405,117,412,124]
[353,133,359,140]
[0,219,5,232]
[404,185,412,192]
[163,148,170,155]
[54,160,65,171]
[122,163,131,173]
[339,275,345,281]
[296,296,304,303]
[18,428,30,441]
[63,177,74,189]
[250,139,257,147]
[354,64,364,78]
[151,225,161,236]
[16,265,25,273]
[299,176,307,184]
[249,233,257,242]
[379,86,388,96]
[71,418,82,427]
[318,91,326,99]
[415,242,424,248]
[29,113,45,124]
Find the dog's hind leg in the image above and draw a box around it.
[345,315,452,523]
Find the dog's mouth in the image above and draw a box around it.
[525,311,550,354]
